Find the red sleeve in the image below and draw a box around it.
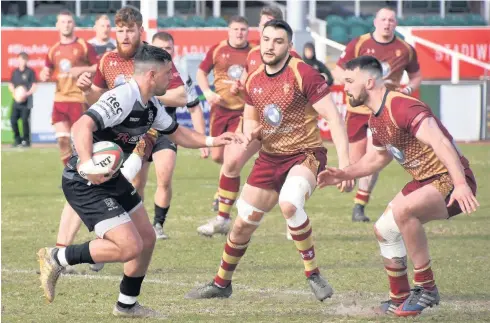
[168,62,184,90]
[405,45,420,74]
[199,44,218,73]
[298,62,330,106]
[390,97,432,136]
[93,61,107,89]
[336,38,359,68]
[86,43,99,65]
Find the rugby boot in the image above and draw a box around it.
[113,302,166,318]
[37,247,63,303]
[352,203,370,222]
[394,286,440,317]
[307,273,334,301]
[197,217,231,237]
[185,281,232,299]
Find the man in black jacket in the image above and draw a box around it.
[303,42,334,86]
[9,52,37,147]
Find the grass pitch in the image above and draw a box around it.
[2,144,489,322]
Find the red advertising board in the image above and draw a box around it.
[411,27,490,80]
[1,28,259,81]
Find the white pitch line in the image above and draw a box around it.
[2,268,312,296]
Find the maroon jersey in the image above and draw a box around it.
[246,46,301,75]
[199,40,254,110]
[46,38,98,103]
[93,48,184,90]
[245,57,330,155]
[338,33,420,114]
[369,91,468,181]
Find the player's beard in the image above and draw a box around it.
[117,37,140,59]
[261,50,288,67]
[348,88,368,107]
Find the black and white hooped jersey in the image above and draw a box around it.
[85,78,178,153]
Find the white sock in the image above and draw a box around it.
[216,216,227,222]
[118,293,137,306]
[56,248,69,267]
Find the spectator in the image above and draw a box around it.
[88,14,116,59]
[9,52,37,147]
[303,42,334,86]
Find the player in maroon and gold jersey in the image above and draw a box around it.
[318,56,478,317]
[186,20,353,301]
[332,7,422,222]
[196,15,255,237]
[39,10,98,166]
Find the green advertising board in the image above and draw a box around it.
[1,83,23,144]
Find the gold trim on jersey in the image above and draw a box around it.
[76,38,88,56]
[212,40,229,64]
[354,33,372,57]
[289,57,303,91]
[47,41,61,63]
[247,45,260,61]
[245,64,265,93]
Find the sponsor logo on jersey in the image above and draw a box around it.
[263,104,282,127]
[227,64,244,81]
[130,117,140,122]
[106,94,123,115]
[387,144,405,164]
[115,132,144,144]
[59,58,72,72]
[104,198,118,211]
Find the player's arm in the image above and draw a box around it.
[313,94,350,169]
[83,84,107,106]
[401,46,422,95]
[415,117,479,213]
[8,82,15,94]
[78,60,108,105]
[317,148,392,188]
[332,38,358,85]
[156,85,186,108]
[152,100,237,149]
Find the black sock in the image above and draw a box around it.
[65,241,95,265]
[153,204,169,225]
[117,275,145,309]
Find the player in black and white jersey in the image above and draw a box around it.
[37,45,240,318]
[134,31,208,239]
[87,14,116,59]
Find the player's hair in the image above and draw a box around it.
[263,19,293,42]
[152,31,174,44]
[115,5,143,27]
[228,15,249,26]
[95,14,111,23]
[375,7,397,18]
[57,9,73,19]
[260,6,283,20]
[133,44,172,74]
[18,52,28,60]
[344,56,383,79]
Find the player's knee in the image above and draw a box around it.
[141,226,156,251]
[392,203,413,226]
[278,176,312,218]
[374,206,406,259]
[156,177,172,195]
[119,237,143,262]
[236,198,265,226]
[211,154,224,164]
[279,201,297,218]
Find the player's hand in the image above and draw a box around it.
[336,179,355,193]
[40,68,51,82]
[133,129,158,161]
[200,147,209,158]
[230,80,244,96]
[70,66,86,78]
[77,159,114,185]
[447,183,479,214]
[317,167,351,189]
[77,72,93,92]
[205,91,225,106]
[213,132,241,146]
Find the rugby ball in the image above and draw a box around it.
[13,86,28,103]
[77,141,124,175]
